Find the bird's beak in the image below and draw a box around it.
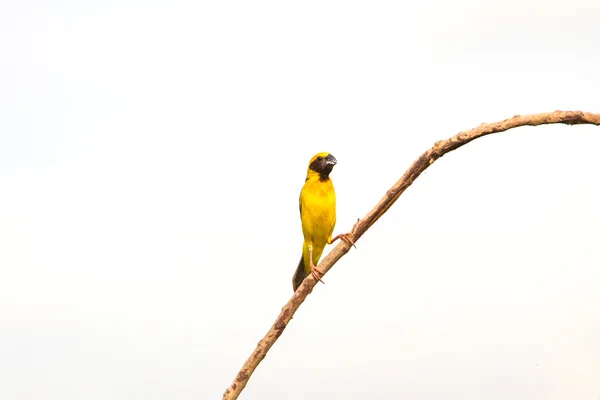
[325,154,337,166]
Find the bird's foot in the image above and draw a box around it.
[310,265,325,285]
[332,233,357,249]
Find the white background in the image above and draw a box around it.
[1,1,599,399]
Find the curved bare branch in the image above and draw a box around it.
[222,110,600,400]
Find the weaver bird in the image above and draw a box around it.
[292,152,353,291]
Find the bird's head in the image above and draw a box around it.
[307,152,337,181]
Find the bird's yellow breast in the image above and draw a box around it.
[300,177,336,247]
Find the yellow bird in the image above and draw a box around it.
[293,152,351,291]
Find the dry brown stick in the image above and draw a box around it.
[222,110,600,400]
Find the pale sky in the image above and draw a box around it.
[1,1,599,399]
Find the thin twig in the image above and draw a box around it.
[222,110,600,400]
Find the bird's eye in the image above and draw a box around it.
[317,156,323,161]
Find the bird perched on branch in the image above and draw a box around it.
[292,152,353,291]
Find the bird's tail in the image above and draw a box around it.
[292,254,306,292]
